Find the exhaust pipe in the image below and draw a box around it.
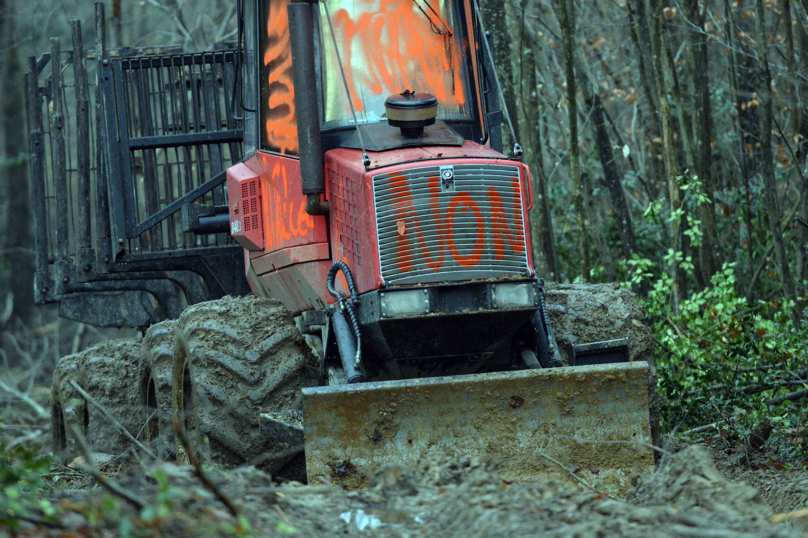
[288,0,328,216]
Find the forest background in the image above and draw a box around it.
[0,0,806,464]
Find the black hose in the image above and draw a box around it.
[327,261,362,367]
[539,286,563,368]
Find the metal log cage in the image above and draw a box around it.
[24,4,250,328]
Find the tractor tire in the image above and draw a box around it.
[172,296,319,478]
[50,353,86,462]
[544,282,661,452]
[142,320,178,459]
[81,339,145,456]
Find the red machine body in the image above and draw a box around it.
[228,141,535,315]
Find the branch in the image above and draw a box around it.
[172,418,239,518]
[0,379,49,419]
[765,388,808,406]
[771,507,808,523]
[68,380,158,460]
[745,193,804,302]
[681,422,719,435]
[69,424,147,510]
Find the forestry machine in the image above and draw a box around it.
[26,0,656,493]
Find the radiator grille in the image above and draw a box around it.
[373,164,528,285]
[241,177,262,235]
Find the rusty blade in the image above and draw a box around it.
[302,362,654,495]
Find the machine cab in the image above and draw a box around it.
[227,0,534,318]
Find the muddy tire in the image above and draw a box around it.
[142,320,178,459]
[50,353,87,462]
[81,339,145,456]
[545,282,661,452]
[172,296,318,477]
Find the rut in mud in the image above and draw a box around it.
[33,443,808,537]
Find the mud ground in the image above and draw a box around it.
[4,439,804,537]
[3,294,807,536]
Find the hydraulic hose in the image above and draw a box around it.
[327,261,362,369]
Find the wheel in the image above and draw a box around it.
[81,339,144,456]
[50,353,86,462]
[172,296,319,477]
[142,320,178,459]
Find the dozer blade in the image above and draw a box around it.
[302,362,654,495]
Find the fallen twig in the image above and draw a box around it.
[684,378,808,398]
[172,418,240,518]
[69,424,147,510]
[68,380,158,460]
[533,447,604,496]
[765,388,808,406]
[7,429,45,450]
[563,437,672,457]
[681,423,719,435]
[771,507,808,523]
[0,379,49,419]
[15,514,65,529]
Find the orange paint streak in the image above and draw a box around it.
[488,182,525,260]
[423,180,446,270]
[389,175,449,272]
[329,0,465,114]
[389,175,414,272]
[448,194,484,268]
[264,161,316,251]
[297,199,310,236]
[263,0,298,155]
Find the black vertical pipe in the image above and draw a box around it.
[50,38,69,261]
[288,1,328,215]
[72,20,92,252]
[25,59,48,277]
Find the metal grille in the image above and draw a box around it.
[328,167,361,267]
[373,164,529,285]
[241,178,261,233]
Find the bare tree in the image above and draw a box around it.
[0,0,33,325]
[756,0,797,319]
[556,0,590,281]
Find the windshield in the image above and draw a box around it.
[317,0,470,129]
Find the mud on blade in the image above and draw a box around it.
[302,362,654,495]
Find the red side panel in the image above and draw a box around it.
[229,152,331,313]
[227,164,265,251]
[325,151,382,297]
[247,152,328,250]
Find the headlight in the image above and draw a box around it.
[492,283,536,309]
[380,289,430,318]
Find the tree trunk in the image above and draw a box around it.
[649,0,685,311]
[583,172,618,281]
[556,0,590,281]
[724,0,754,267]
[573,47,639,263]
[627,0,665,201]
[755,0,797,319]
[795,3,808,293]
[0,0,34,325]
[483,0,519,149]
[525,44,559,279]
[684,0,720,285]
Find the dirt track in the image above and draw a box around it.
[25,442,806,537]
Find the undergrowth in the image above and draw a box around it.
[631,262,808,466]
